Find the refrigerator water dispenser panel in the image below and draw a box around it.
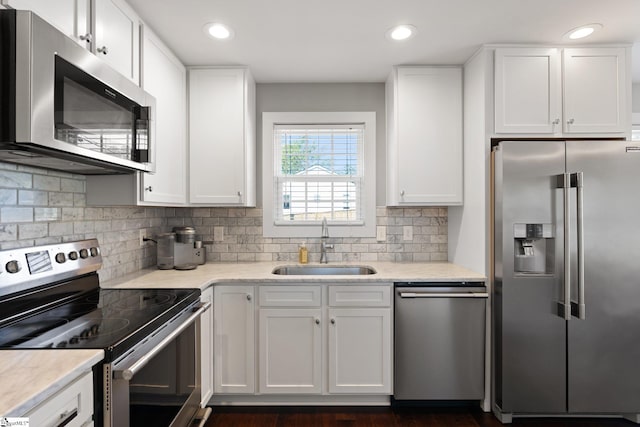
[514,223,554,274]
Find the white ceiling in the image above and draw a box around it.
[127,0,640,83]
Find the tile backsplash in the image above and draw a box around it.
[0,162,164,281]
[0,162,448,282]
[168,207,448,264]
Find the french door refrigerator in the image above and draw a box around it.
[493,140,640,423]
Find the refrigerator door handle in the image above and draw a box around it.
[571,172,586,320]
[556,173,572,320]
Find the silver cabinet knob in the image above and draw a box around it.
[79,33,92,43]
[400,190,405,196]
[246,294,252,301]
[145,186,153,192]
[315,318,320,325]
[552,118,560,125]
[97,46,109,55]
[330,318,336,325]
[567,118,575,124]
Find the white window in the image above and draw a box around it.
[263,112,376,238]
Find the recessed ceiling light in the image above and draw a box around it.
[204,22,234,40]
[564,23,602,40]
[386,25,417,41]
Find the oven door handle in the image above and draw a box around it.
[114,301,211,381]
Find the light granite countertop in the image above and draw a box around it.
[0,349,104,417]
[101,261,485,290]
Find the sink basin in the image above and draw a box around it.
[271,265,377,276]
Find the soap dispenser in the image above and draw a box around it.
[298,241,308,264]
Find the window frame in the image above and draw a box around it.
[262,112,376,238]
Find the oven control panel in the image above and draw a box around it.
[0,239,102,296]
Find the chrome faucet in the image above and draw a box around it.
[320,218,333,264]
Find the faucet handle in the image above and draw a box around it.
[321,217,330,238]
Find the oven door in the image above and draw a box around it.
[107,301,210,427]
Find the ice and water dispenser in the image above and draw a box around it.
[513,223,554,274]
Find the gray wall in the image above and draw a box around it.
[255,83,386,206]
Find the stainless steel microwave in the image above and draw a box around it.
[0,9,155,174]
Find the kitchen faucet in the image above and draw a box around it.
[320,218,333,264]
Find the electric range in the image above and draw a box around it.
[0,239,209,427]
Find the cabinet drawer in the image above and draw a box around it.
[259,286,321,307]
[26,371,93,427]
[329,286,391,307]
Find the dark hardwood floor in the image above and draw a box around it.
[203,406,637,427]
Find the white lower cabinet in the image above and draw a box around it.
[200,286,213,406]
[328,308,391,394]
[212,283,392,400]
[213,285,255,394]
[258,308,322,394]
[251,283,392,397]
[25,371,93,427]
[327,285,392,394]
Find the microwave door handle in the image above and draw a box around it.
[572,172,586,320]
[114,301,211,381]
[134,106,150,163]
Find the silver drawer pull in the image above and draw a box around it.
[399,292,488,298]
[57,409,78,427]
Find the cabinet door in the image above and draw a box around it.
[140,27,187,204]
[258,308,322,394]
[494,48,562,134]
[94,0,140,82]
[563,47,627,134]
[389,67,463,205]
[4,0,90,47]
[200,287,213,406]
[189,68,255,205]
[214,285,255,394]
[328,308,391,394]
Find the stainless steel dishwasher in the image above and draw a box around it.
[394,282,488,401]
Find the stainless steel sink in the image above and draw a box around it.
[271,265,377,276]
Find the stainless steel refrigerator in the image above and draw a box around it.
[493,140,640,423]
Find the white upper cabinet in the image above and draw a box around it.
[188,67,256,206]
[494,48,562,134]
[562,47,627,134]
[86,25,187,206]
[386,66,463,206]
[139,26,187,204]
[494,47,629,136]
[94,0,140,83]
[3,0,140,83]
[3,0,90,46]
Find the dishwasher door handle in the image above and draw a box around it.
[398,292,488,298]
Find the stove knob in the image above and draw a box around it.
[79,249,89,259]
[6,260,21,274]
[90,324,100,335]
[68,251,78,261]
[90,247,99,257]
[55,252,66,264]
[56,341,67,348]
[69,336,80,344]
[80,329,90,339]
